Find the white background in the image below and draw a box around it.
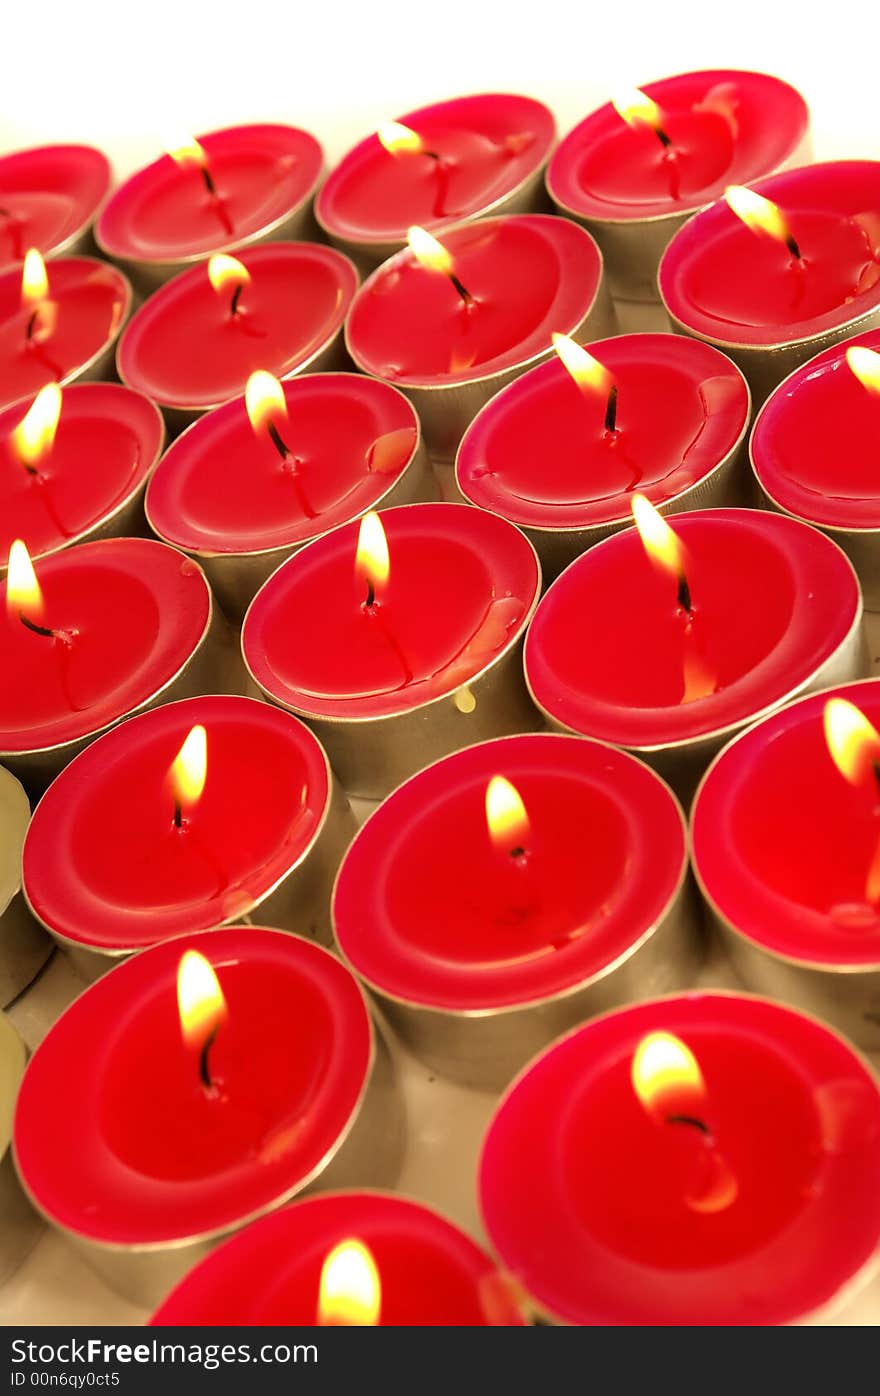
[1,0,875,174]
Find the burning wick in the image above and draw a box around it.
[318,1239,381,1326]
[177,949,227,1093]
[169,137,218,197]
[485,775,531,861]
[824,698,880,904]
[207,254,251,318]
[11,383,62,478]
[846,345,880,399]
[246,370,291,459]
[21,248,52,343]
[724,186,802,261]
[612,89,673,148]
[169,724,207,830]
[552,333,618,435]
[631,494,692,615]
[6,539,56,637]
[407,225,473,308]
[378,121,440,161]
[356,510,389,610]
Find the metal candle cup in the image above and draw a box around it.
[334,733,700,1091]
[0,766,50,1006]
[95,124,323,294]
[12,927,402,1309]
[316,92,556,272]
[22,695,355,980]
[0,1012,40,1286]
[345,214,615,463]
[691,676,880,1048]
[242,502,542,799]
[0,145,112,273]
[659,161,880,403]
[547,70,809,303]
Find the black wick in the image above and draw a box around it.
[230,283,245,316]
[677,572,693,618]
[605,384,619,434]
[450,271,474,309]
[200,1026,219,1091]
[267,422,290,461]
[665,1113,711,1136]
[19,611,55,638]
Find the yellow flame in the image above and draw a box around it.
[612,88,664,131]
[378,121,423,155]
[846,346,880,396]
[245,369,287,437]
[724,186,793,248]
[824,698,880,786]
[170,724,208,811]
[631,494,686,582]
[207,253,251,296]
[6,539,44,620]
[11,384,62,468]
[318,1240,381,1326]
[176,950,227,1053]
[632,1031,706,1118]
[407,225,455,277]
[552,333,614,398]
[485,775,530,853]
[21,248,48,306]
[356,511,390,599]
[168,137,208,169]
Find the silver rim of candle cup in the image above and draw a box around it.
[240,502,544,799]
[20,693,354,974]
[143,375,435,622]
[476,986,880,1327]
[331,731,701,1090]
[453,345,752,579]
[11,927,402,1308]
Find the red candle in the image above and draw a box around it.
[479,993,880,1324]
[242,502,541,797]
[151,1192,525,1325]
[660,161,880,401]
[334,732,695,1087]
[117,242,358,431]
[13,926,392,1307]
[345,214,613,461]
[0,253,131,413]
[456,332,750,576]
[0,145,111,274]
[95,125,323,289]
[0,382,164,570]
[691,677,880,1045]
[547,70,808,301]
[750,328,880,606]
[22,693,353,973]
[145,371,431,620]
[524,507,865,797]
[316,93,555,265]
[0,536,236,793]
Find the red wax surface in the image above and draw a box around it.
[316,93,555,246]
[146,374,419,556]
[0,537,210,754]
[117,243,357,411]
[334,734,685,1010]
[0,145,111,274]
[457,334,749,530]
[660,161,880,347]
[13,927,372,1245]
[96,125,323,265]
[524,509,859,747]
[693,677,880,966]
[23,695,330,950]
[0,256,130,412]
[548,70,807,223]
[480,993,880,1324]
[346,215,602,386]
[0,383,164,563]
[152,1191,524,1325]
[752,326,880,529]
[243,502,540,720]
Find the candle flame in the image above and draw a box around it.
[407,225,455,277]
[168,137,208,170]
[356,511,390,601]
[176,950,227,1054]
[551,333,614,398]
[11,384,62,468]
[207,253,251,296]
[846,346,880,396]
[485,775,530,854]
[631,494,686,583]
[318,1240,381,1326]
[632,1031,706,1120]
[6,539,44,621]
[170,724,208,813]
[724,186,794,249]
[245,369,287,438]
[21,248,48,306]
[377,121,424,155]
[824,698,880,786]
[612,88,664,132]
